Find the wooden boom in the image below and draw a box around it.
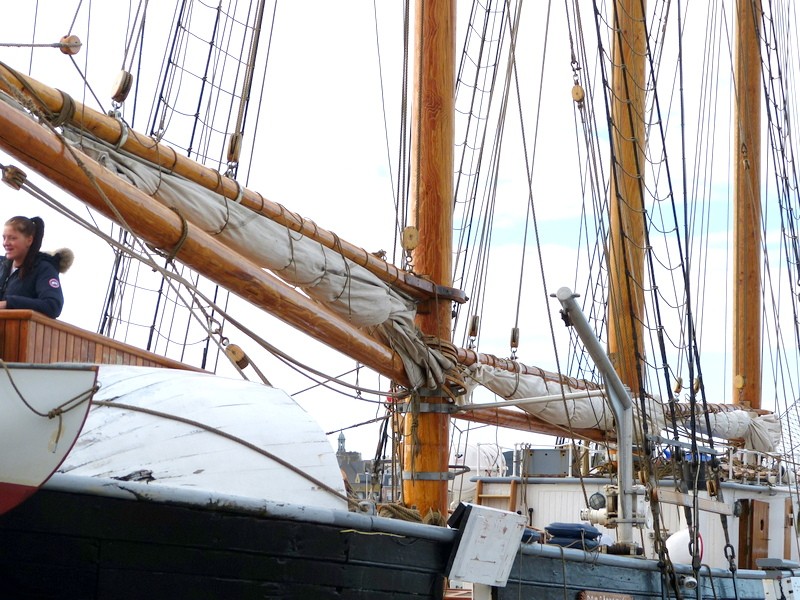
[0,64,464,306]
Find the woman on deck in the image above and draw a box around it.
[0,216,71,318]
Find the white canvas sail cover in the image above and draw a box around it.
[70,133,453,390]
[673,404,781,454]
[466,364,780,452]
[60,365,348,510]
[465,363,663,432]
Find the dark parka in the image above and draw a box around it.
[0,249,72,319]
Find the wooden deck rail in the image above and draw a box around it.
[0,310,199,370]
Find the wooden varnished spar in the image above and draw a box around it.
[403,0,456,518]
[606,0,646,397]
[0,62,607,388]
[0,63,464,306]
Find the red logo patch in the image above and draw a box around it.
[49,278,60,289]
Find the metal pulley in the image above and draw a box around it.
[111,70,134,104]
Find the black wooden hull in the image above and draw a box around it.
[498,541,783,599]
[0,476,790,599]
[0,476,453,599]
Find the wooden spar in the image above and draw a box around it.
[0,64,464,306]
[456,347,602,390]
[0,99,408,384]
[606,0,646,394]
[402,0,455,518]
[732,0,762,409]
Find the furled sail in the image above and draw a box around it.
[671,403,781,454]
[464,363,664,433]
[466,364,780,452]
[69,132,453,390]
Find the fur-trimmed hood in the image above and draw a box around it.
[43,248,74,274]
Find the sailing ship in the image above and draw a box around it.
[0,0,799,598]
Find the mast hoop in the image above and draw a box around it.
[394,402,457,414]
[401,470,463,481]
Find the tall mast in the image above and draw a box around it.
[402,0,455,518]
[732,0,762,409]
[606,0,646,395]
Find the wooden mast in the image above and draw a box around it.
[732,0,762,409]
[402,0,455,518]
[606,0,647,395]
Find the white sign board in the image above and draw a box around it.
[447,503,526,587]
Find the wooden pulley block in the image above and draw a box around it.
[2,165,27,190]
[111,71,134,104]
[571,84,585,103]
[227,133,243,163]
[59,35,82,55]
[225,343,250,369]
[401,226,419,251]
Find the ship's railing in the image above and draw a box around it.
[724,447,793,485]
[0,309,199,370]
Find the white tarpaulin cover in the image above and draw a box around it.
[60,365,348,510]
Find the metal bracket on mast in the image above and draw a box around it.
[402,465,470,481]
[416,286,468,315]
[394,402,458,414]
[555,287,636,549]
